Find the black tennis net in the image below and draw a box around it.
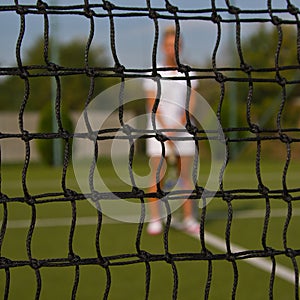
[0,1,300,299]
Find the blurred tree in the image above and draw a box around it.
[0,37,117,111]
[196,24,300,159]
[233,24,300,129]
[198,24,300,131]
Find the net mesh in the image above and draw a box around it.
[0,1,300,299]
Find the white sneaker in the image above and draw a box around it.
[183,217,200,234]
[147,220,163,235]
[163,216,183,230]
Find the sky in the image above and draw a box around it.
[0,0,300,69]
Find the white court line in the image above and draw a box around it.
[6,216,99,229]
[3,209,299,286]
[188,230,299,286]
[211,208,300,220]
[4,208,300,229]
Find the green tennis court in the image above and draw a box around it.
[1,158,299,299]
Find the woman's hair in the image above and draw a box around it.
[162,26,183,46]
[162,26,176,40]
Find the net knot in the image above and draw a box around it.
[279,133,292,144]
[202,249,213,258]
[287,4,299,15]
[165,3,178,14]
[158,189,167,199]
[138,250,150,262]
[122,124,132,135]
[87,131,98,141]
[132,187,144,198]
[115,64,125,74]
[64,188,77,198]
[285,248,295,258]
[155,133,167,143]
[102,0,115,11]
[61,129,70,140]
[151,74,162,85]
[195,186,204,198]
[283,193,292,203]
[25,196,35,206]
[211,12,222,23]
[85,68,95,77]
[228,6,240,15]
[98,257,110,268]
[264,246,274,256]
[178,64,191,74]
[222,192,233,202]
[218,130,226,144]
[21,130,32,142]
[148,9,157,19]
[30,258,41,270]
[16,5,28,15]
[185,123,198,136]
[0,257,12,267]
[204,189,216,200]
[68,253,81,264]
[271,16,282,25]
[84,6,94,18]
[240,63,252,73]
[249,123,260,134]
[275,74,286,86]
[226,253,235,262]
[91,191,101,202]
[0,193,9,203]
[258,184,269,196]
[19,68,29,79]
[36,0,48,12]
[215,72,226,83]
[164,252,173,264]
[47,62,59,72]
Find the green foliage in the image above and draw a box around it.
[36,102,74,165]
[242,24,298,69]
[0,37,117,111]
[199,24,300,132]
[238,24,300,128]
[197,25,300,158]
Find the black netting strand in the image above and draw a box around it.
[0,1,300,300]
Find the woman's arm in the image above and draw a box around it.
[146,90,169,130]
[180,87,197,126]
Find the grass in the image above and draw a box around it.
[0,156,300,299]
